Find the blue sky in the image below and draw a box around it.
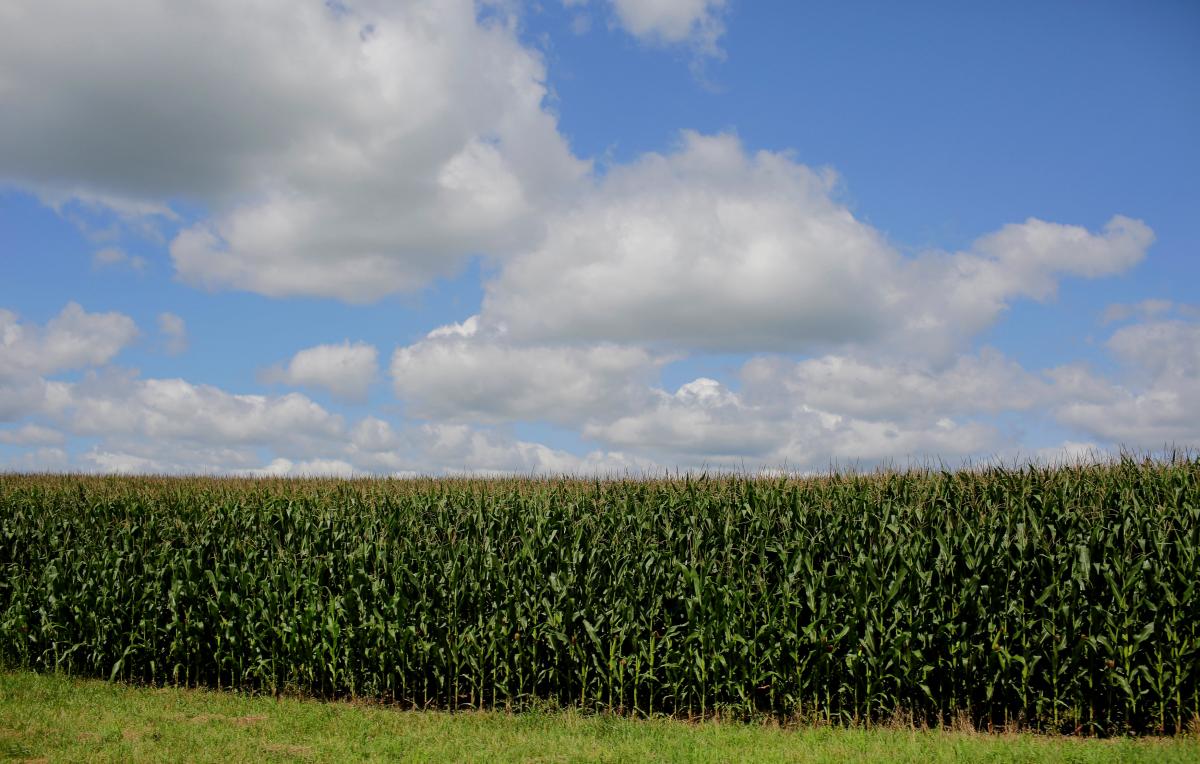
[1,0,1197,475]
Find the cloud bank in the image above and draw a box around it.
[0,2,1192,474]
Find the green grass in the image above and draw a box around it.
[1,671,1197,763]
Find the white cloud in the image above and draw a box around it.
[973,215,1149,281]
[901,215,1153,357]
[80,450,173,475]
[482,132,1152,358]
[0,303,659,473]
[581,369,1007,469]
[158,312,188,355]
[385,321,1061,470]
[1054,319,1200,447]
[0,423,65,446]
[80,442,260,476]
[92,247,147,272]
[741,349,1050,422]
[0,365,653,476]
[584,377,783,459]
[1,3,1150,330]
[349,416,403,453]
[0,303,138,380]
[0,3,1181,475]
[4,313,1189,475]
[1,0,586,301]
[0,307,85,431]
[1033,441,1105,466]
[798,418,1000,468]
[426,315,481,339]
[485,132,898,353]
[1057,391,1198,448]
[263,341,379,402]
[1,446,69,472]
[411,423,649,476]
[607,0,728,54]
[391,323,661,425]
[346,417,645,475]
[0,379,57,423]
[564,342,1145,471]
[240,457,362,478]
[1107,319,1200,379]
[63,373,345,451]
[731,349,1073,466]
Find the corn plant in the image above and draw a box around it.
[0,459,1197,733]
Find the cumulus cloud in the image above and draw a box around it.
[263,341,379,401]
[1054,319,1200,446]
[391,319,662,425]
[0,309,648,474]
[0,303,138,380]
[0,0,1149,328]
[1,446,70,473]
[342,416,648,476]
[590,343,1200,470]
[407,423,649,476]
[901,215,1153,357]
[1,0,586,301]
[0,3,1180,475]
[241,458,362,478]
[481,132,1152,358]
[0,423,66,446]
[64,372,345,451]
[607,0,728,55]
[8,370,362,474]
[3,317,1190,475]
[584,377,783,459]
[0,379,61,423]
[388,323,1069,470]
[80,441,263,476]
[582,371,1006,469]
[0,363,646,475]
[0,318,88,436]
[484,132,897,353]
[741,349,1050,422]
[1033,441,1106,466]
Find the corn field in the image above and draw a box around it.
[1,460,1198,733]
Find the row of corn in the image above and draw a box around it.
[0,460,1197,733]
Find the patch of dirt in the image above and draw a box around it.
[231,715,267,727]
[187,714,221,724]
[187,713,267,727]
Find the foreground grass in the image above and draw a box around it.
[1,672,1197,763]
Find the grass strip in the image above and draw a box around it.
[2,671,1198,763]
